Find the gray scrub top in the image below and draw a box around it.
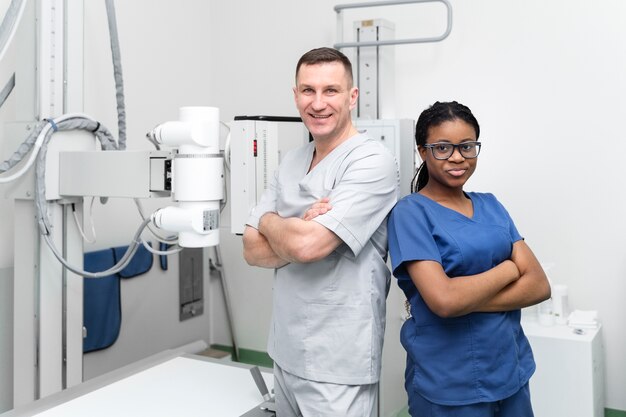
[247,133,400,385]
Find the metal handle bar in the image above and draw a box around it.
[333,0,452,49]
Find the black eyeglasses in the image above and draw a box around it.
[423,141,481,160]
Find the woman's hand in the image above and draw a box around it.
[496,259,521,285]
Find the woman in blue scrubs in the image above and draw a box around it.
[387,101,551,417]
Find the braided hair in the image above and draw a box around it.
[411,101,480,192]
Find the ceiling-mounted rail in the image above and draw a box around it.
[333,0,453,49]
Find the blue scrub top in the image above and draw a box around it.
[387,192,535,405]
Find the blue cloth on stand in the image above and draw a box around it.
[83,244,154,353]
[112,243,154,278]
[83,248,120,353]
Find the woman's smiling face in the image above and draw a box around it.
[419,118,479,191]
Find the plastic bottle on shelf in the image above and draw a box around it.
[552,284,569,325]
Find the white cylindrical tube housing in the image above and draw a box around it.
[150,106,220,149]
[173,152,224,202]
[179,106,220,150]
[152,201,220,247]
[151,121,192,147]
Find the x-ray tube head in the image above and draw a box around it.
[149,107,220,149]
[149,107,224,247]
[152,201,220,247]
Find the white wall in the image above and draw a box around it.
[1,0,625,414]
[206,0,626,412]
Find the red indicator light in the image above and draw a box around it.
[253,139,257,157]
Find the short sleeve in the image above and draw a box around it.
[503,204,522,243]
[246,170,278,230]
[387,197,442,280]
[313,143,399,258]
[480,193,523,243]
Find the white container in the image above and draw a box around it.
[552,284,570,325]
[537,297,555,326]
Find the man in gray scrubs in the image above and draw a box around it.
[243,47,399,416]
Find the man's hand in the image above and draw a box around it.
[242,225,289,268]
[302,197,332,221]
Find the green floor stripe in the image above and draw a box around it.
[395,406,410,417]
[397,408,626,417]
[210,344,273,368]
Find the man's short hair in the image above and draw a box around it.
[295,47,354,87]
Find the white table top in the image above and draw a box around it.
[522,314,600,342]
[3,352,273,417]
